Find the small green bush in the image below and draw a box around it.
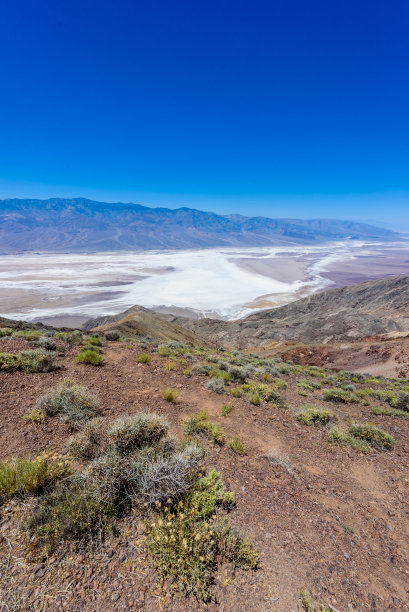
[229,387,243,398]
[74,348,103,366]
[15,329,42,342]
[0,349,57,373]
[371,406,409,419]
[136,353,151,364]
[161,388,179,403]
[297,379,322,391]
[86,336,102,346]
[221,402,232,416]
[22,408,46,423]
[389,391,409,411]
[249,392,261,405]
[184,411,225,445]
[0,327,13,337]
[229,436,246,455]
[327,427,369,452]
[81,344,103,354]
[0,453,70,503]
[348,423,395,450]
[322,388,359,403]
[297,405,336,427]
[158,345,171,356]
[37,379,99,422]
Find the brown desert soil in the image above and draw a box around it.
[0,338,408,611]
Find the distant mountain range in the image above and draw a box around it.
[0,198,401,252]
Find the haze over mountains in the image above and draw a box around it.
[0,198,401,252]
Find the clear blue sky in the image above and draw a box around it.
[0,1,408,227]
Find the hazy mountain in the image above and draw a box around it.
[0,198,401,252]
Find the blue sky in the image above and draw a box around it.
[0,1,408,228]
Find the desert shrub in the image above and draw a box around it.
[85,336,101,346]
[82,343,103,353]
[229,387,243,398]
[55,330,84,344]
[214,517,259,568]
[207,378,225,394]
[276,362,291,375]
[136,353,151,364]
[108,413,168,455]
[300,590,333,612]
[105,329,121,341]
[140,451,198,505]
[22,408,46,423]
[348,423,395,450]
[66,418,108,459]
[145,468,254,601]
[183,368,192,376]
[158,345,171,356]
[0,352,21,371]
[27,478,116,551]
[229,436,246,455]
[261,451,295,474]
[389,391,409,411]
[14,329,42,342]
[38,380,98,422]
[221,402,232,416]
[23,349,57,372]
[74,348,103,366]
[217,360,229,371]
[192,362,212,375]
[327,427,369,452]
[37,336,57,351]
[343,383,356,392]
[209,368,230,380]
[297,405,336,427]
[228,366,247,383]
[249,392,261,405]
[184,411,225,445]
[161,388,179,403]
[164,359,176,371]
[0,453,70,503]
[0,327,13,337]
[25,412,257,599]
[263,364,280,377]
[322,388,359,403]
[0,349,57,373]
[371,406,409,419]
[241,383,287,408]
[297,379,322,391]
[270,377,288,390]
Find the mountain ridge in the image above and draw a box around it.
[84,275,409,348]
[171,274,409,347]
[0,197,401,252]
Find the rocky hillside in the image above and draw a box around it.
[83,305,215,347]
[0,328,408,610]
[0,198,400,252]
[172,275,409,347]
